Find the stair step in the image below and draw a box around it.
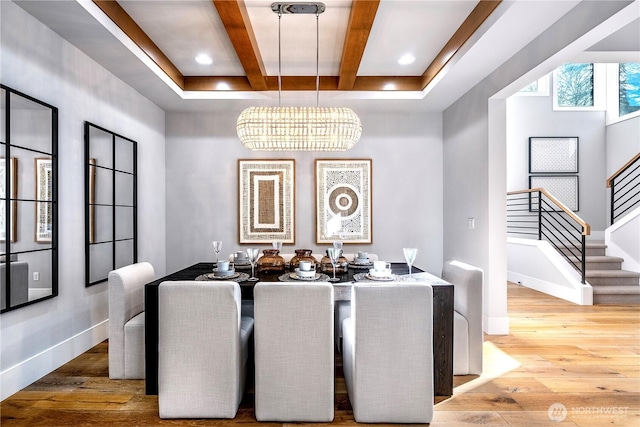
[555,242,607,257]
[568,255,624,270]
[586,270,640,286]
[592,285,640,304]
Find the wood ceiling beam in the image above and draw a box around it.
[421,0,502,90]
[338,0,380,90]
[185,76,422,92]
[213,0,268,91]
[92,0,184,89]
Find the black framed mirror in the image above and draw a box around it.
[85,122,137,287]
[1,84,58,313]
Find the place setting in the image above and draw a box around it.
[354,260,396,282]
[279,260,330,282]
[196,242,250,282]
[348,250,373,269]
[232,250,252,270]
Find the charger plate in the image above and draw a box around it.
[195,272,249,282]
[279,273,330,282]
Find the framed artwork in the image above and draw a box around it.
[315,159,372,244]
[35,158,53,243]
[530,175,579,212]
[0,157,18,242]
[529,137,579,173]
[238,159,295,244]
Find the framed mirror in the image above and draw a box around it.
[1,84,58,313]
[85,122,137,287]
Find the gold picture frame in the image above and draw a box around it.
[238,159,295,244]
[0,157,18,242]
[35,157,53,243]
[315,159,372,244]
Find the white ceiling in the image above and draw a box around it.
[12,0,640,113]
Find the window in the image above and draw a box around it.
[553,63,605,111]
[517,75,549,96]
[619,63,640,117]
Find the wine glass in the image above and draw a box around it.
[327,248,341,282]
[403,248,418,280]
[212,241,222,263]
[247,248,260,281]
[272,240,283,251]
[333,240,343,251]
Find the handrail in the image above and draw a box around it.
[507,188,591,235]
[607,151,640,225]
[606,151,640,188]
[507,188,590,284]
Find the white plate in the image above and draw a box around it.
[290,272,321,281]
[369,268,392,278]
[207,272,240,280]
[212,268,236,277]
[365,273,395,281]
[353,258,370,265]
[295,268,316,278]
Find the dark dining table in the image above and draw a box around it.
[144,262,454,396]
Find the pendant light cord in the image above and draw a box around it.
[278,11,282,107]
[316,11,320,107]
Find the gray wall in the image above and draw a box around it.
[606,115,640,177]
[0,1,166,399]
[506,90,608,234]
[165,110,444,275]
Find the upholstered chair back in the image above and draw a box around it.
[442,260,484,375]
[254,282,334,422]
[342,282,434,423]
[108,261,155,379]
[157,280,254,419]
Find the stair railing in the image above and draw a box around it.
[607,152,640,225]
[507,188,591,284]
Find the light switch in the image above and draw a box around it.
[467,218,475,229]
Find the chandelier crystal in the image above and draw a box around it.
[237,106,361,151]
[237,2,362,151]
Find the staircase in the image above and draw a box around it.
[561,242,640,304]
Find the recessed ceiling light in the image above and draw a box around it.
[195,53,213,65]
[383,83,396,90]
[398,53,416,66]
[216,82,231,91]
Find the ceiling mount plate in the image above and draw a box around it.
[271,2,325,14]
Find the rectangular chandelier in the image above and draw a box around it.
[237,106,362,151]
[236,3,362,151]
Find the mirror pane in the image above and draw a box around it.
[11,201,52,251]
[9,93,52,154]
[115,239,134,270]
[89,242,112,284]
[93,205,114,243]
[115,206,134,240]
[93,167,113,205]
[22,250,53,302]
[89,126,113,169]
[0,88,5,141]
[115,137,134,173]
[115,172,134,206]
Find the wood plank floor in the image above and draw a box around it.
[2,282,638,426]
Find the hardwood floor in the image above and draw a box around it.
[2,282,638,426]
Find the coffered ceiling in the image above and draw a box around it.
[12,0,640,112]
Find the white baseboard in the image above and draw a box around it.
[484,314,509,335]
[1,320,109,401]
